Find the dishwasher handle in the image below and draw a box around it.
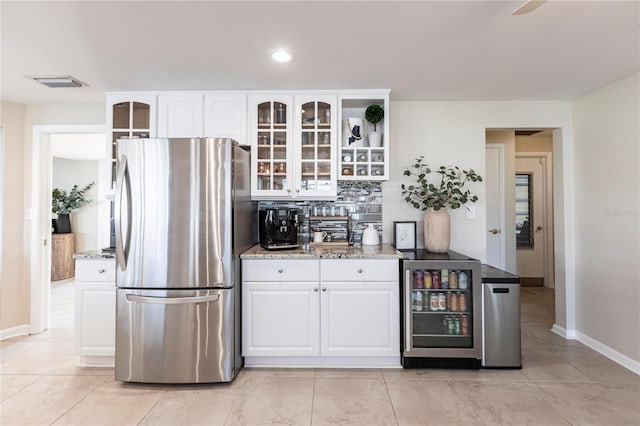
[492,288,510,294]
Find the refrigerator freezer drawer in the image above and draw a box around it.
[115,288,237,383]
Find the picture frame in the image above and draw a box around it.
[393,221,417,250]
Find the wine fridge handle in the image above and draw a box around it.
[405,269,412,353]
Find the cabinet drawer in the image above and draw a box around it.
[75,259,116,282]
[321,259,398,282]
[243,259,319,282]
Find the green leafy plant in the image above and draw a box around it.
[365,104,384,132]
[52,182,95,214]
[401,156,482,210]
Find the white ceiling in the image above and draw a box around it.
[2,0,638,105]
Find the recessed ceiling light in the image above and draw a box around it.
[27,75,87,88]
[271,49,292,62]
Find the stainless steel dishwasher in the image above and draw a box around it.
[481,265,521,368]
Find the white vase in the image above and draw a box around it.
[368,132,382,147]
[423,208,451,253]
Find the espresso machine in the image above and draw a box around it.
[259,208,299,250]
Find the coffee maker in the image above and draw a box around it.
[259,208,299,250]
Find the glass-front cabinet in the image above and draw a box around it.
[250,94,337,200]
[106,94,156,187]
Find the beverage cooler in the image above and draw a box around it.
[401,250,482,368]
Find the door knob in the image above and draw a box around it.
[488,228,500,235]
[536,226,543,232]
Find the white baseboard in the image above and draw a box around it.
[551,323,577,339]
[574,331,640,376]
[0,324,30,341]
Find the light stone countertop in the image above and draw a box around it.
[72,251,116,260]
[241,243,402,259]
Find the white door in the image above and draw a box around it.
[242,282,320,356]
[320,282,399,356]
[485,145,506,270]
[516,155,552,286]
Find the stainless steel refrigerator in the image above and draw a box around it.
[114,137,254,384]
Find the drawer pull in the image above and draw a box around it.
[314,287,319,292]
[357,268,363,273]
[322,287,327,292]
[277,268,284,273]
[98,269,106,274]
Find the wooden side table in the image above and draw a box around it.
[51,233,75,281]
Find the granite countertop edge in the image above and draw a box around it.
[241,243,402,260]
[72,252,116,260]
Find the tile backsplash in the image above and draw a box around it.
[257,181,382,248]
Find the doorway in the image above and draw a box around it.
[29,125,107,334]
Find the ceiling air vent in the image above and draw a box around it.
[28,75,87,88]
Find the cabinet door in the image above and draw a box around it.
[294,95,337,198]
[157,94,204,137]
[243,282,320,356]
[320,282,399,357]
[203,94,247,144]
[249,95,293,199]
[74,282,116,357]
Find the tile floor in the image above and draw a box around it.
[1,282,638,425]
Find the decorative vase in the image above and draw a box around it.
[56,213,71,234]
[368,132,382,147]
[423,208,450,253]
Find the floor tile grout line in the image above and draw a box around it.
[381,369,400,426]
[309,368,317,426]
[0,374,46,403]
[47,375,112,425]
[136,387,167,426]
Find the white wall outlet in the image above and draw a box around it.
[465,205,476,219]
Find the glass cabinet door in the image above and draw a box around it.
[296,97,336,196]
[255,100,290,193]
[111,100,152,185]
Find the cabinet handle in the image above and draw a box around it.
[295,188,300,194]
[98,269,106,274]
[322,287,327,292]
[277,268,284,273]
[357,268,363,273]
[287,188,292,194]
[314,287,319,292]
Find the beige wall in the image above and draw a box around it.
[515,134,553,152]
[572,72,640,363]
[485,130,517,273]
[0,102,104,334]
[0,101,29,331]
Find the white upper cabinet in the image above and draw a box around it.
[203,94,247,144]
[157,94,204,137]
[249,94,337,200]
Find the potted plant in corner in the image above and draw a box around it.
[52,181,95,234]
[365,104,384,147]
[401,156,482,252]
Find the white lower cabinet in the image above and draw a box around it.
[74,258,116,367]
[242,258,400,367]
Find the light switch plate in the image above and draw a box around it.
[466,205,476,219]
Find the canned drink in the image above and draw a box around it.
[459,271,468,289]
[454,317,461,335]
[459,293,467,312]
[430,293,439,311]
[461,315,469,335]
[412,291,423,312]
[441,269,448,285]
[447,317,456,334]
[413,270,424,289]
[451,292,459,312]
[432,271,440,289]
[446,292,452,311]
[449,271,458,289]
[424,271,433,289]
[438,293,447,311]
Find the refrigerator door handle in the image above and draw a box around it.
[115,155,131,271]
[405,269,412,352]
[125,294,221,305]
